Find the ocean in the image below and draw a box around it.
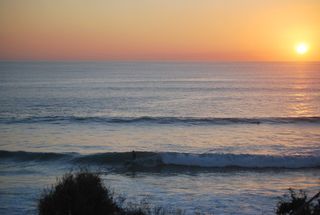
[0,62,319,214]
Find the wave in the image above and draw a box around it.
[1,116,320,125]
[0,150,71,161]
[1,150,319,169]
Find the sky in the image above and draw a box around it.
[0,0,319,61]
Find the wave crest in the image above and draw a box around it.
[1,150,319,169]
[1,116,320,125]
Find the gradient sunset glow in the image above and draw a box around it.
[0,0,319,61]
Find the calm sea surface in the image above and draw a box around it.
[0,62,319,214]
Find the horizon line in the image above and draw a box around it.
[0,59,319,63]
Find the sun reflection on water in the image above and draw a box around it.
[288,70,315,117]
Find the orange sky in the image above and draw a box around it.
[0,0,319,61]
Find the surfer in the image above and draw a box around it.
[132,150,136,161]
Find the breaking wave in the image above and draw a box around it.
[1,150,319,169]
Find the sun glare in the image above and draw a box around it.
[295,43,309,55]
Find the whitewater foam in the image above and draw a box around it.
[160,152,320,168]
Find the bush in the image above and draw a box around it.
[276,188,320,215]
[38,170,123,215]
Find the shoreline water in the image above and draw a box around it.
[1,158,319,215]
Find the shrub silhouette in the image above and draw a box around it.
[38,170,122,215]
[276,189,320,215]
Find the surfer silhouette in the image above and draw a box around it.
[132,150,136,161]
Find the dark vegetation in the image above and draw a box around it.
[276,189,320,215]
[38,170,319,215]
[38,170,121,215]
[38,170,181,215]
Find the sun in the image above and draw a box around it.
[295,43,309,55]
